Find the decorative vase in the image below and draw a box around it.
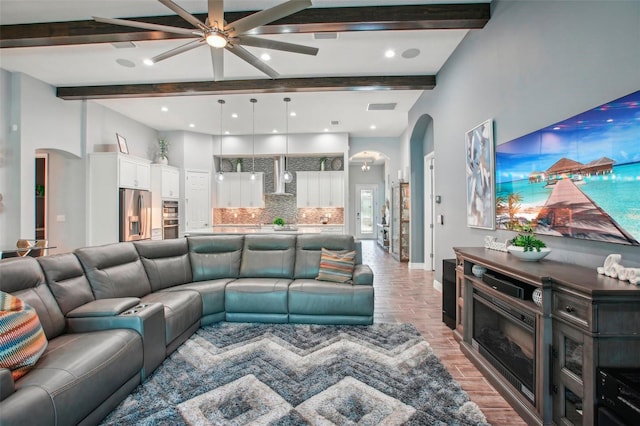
[532,288,543,307]
[236,162,242,172]
[472,265,487,278]
[156,156,168,165]
[320,162,325,171]
[507,245,551,262]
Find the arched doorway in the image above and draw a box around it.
[409,114,434,269]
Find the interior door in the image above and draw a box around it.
[355,184,377,239]
[185,170,210,231]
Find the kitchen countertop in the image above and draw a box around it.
[187,224,344,235]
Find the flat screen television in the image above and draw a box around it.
[495,90,640,246]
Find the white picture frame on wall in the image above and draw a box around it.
[465,119,495,230]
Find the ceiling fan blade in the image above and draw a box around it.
[93,16,202,36]
[159,0,208,30]
[208,0,225,31]
[210,46,224,81]
[227,44,279,79]
[237,35,318,56]
[226,0,312,37]
[151,39,204,63]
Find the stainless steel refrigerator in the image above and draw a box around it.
[119,188,151,242]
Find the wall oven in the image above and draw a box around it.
[472,288,536,404]
[162,200,179,239]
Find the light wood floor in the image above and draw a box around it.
[361,240,527,426]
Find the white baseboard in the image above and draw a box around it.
[408,262,425,269]
[433,279,442,293]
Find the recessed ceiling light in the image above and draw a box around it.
[260,53,271,61]
[224,131,230,135]
[385,49,395,58]
[553,126,561,130]
[370,125,377,130]
[231,113,238,118]
[290,112,296,117]
[143,58,154,66]
[324,128,329,132]
[189,123,195,128]
[161,106,168,112]
[272,129,278,133]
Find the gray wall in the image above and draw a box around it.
[407,0,640,281]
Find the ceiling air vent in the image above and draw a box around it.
[314,33,338,40]
[330,120,340,126]
[367,103,397,111]
[111,41,137,49]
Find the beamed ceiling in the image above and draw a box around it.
[0,1,490,137]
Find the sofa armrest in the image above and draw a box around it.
[66,302,166,379]
[66,298,141,317]
[353,264,373,285]
[0,368,14,401]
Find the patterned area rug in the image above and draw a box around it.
[101,323,488,425]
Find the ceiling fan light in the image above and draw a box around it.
[206,32,227,48]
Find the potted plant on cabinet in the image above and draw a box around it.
[319,157,328,171]
[507,222,551,261]
[157,138,169,165]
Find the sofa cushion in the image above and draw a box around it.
[0,292,48,380]
[160,279,231,323]
[134,239,193,291]
[294,234,356,279]
[188,235,244,281]
[38,253,95,315]
[15,329,142,426]
[0,257,66,339]
[240,234,296,278]
[288,280,374,317]
[225,278,291,315]
[141,290,202,347]
[75,242,152,299]
[316,248,356,283]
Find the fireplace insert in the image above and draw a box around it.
[472,288,536,404]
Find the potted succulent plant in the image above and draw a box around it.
[507,223,551,261]
[273,217,286,230]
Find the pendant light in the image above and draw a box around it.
[250,98,257,181]
[361,161,370,172]
[216,99,225,182]
[282,97,293,183]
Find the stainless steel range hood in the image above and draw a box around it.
[269,156,293,196]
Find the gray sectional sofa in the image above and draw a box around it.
[0,233,374,426]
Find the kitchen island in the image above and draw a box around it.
[186,224,344,235]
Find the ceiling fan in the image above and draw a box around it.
[94,0,318,81]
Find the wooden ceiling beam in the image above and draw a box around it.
[56,75,436,100]
[1,3,490,48]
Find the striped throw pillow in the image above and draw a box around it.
[316,248,356,283]
[0,291,48,381]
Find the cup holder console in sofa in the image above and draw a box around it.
[0,234,374,426]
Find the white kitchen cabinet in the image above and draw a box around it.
[88,152,152,246]
[119,155,151,190]
[151,164,180,200]
[297,171,344,207]
[150,164,180,233]
[216,172,263,208]
[240,172,264,208]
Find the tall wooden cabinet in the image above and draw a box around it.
[391,182,410,262]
